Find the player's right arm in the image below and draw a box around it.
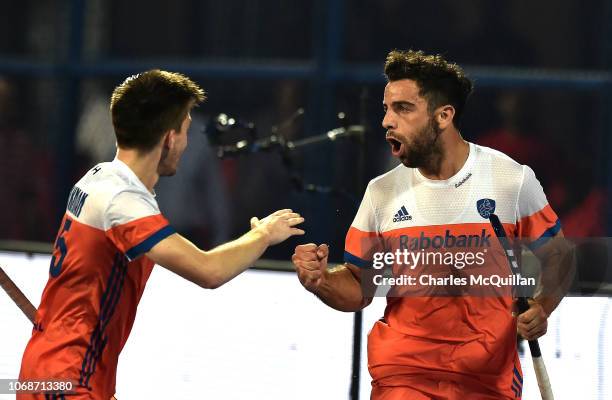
[293,180,378,311]
[292,243,372,312]
[147,209,304,289]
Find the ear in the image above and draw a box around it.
[162,130,176,149]
[435,105,456,130]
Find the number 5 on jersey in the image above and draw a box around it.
[50,218,72,277]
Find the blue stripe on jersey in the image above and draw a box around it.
[344,251,370,268]
[88,255,128,387]
[513,365,523,384]
[527,219,562,251]
[82,253,128,388]
[125,225,176,261]
[510,362,522,398]
[79,252,128,389]
[79,255,119,388]
[512,378,522,397]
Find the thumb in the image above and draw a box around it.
[317,244,329,273]
[316,244,329,260]
[250,217,260,229]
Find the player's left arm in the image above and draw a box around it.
[515,164,576,340]
[518,229,575,340]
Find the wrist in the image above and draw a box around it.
[251,225,272,247]
[531,297,551,318]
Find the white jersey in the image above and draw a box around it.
[344,142,560,396]
[346,142,560,266]
[20,158,175,399]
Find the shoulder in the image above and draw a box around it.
[473,143,522,170]
[78,162,159,221]
[367,163,408,192]
[472,143,530,187]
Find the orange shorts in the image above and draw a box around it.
[371,378,518,400]
[367,319,522,400]
[16,392,114,400]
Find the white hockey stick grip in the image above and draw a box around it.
[533,356,554,400]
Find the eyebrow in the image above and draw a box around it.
[383,100,416,109]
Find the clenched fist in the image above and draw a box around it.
[292,243,329,293]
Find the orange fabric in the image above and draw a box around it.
[371,376,517,400]
[378,222,515,238]
[16,391,96,399]
[371,383,441,400]
[105,214,170,255]
[368,320,522,399]
[360,223,525,399]
[19,214,168,399]
[345,226,383,262]
[346,222,516,266]
[516,204,558,239]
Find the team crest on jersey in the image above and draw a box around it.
[476,198,496,219]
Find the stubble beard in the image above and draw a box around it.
[400,116,443,174]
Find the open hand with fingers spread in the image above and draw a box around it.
[292,243,329,293]
[250,209,305,246]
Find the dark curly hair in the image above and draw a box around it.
[384,50,473,127]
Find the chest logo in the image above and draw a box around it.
[476,198,496,219]
[393,205,412,222]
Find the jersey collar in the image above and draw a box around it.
[413,142,476,188]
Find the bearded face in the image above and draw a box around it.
[383,80,444,171]
[391,115,443,169]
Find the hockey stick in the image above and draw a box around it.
[488,213,553,400]
[0,266,36,324]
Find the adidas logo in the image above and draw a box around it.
[393,205,412,222]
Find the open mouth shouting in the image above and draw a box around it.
[386,135,404,157]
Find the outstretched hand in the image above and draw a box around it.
[250,209,305,246]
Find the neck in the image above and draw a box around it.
[418,129,470,180]
[116,147,161,192]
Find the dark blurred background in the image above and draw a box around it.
[0,0,610,262]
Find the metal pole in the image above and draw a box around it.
[53,0,85,221]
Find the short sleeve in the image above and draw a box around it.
[516,165,561,250]
[344,184,381,268]
[104,190,176,261]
